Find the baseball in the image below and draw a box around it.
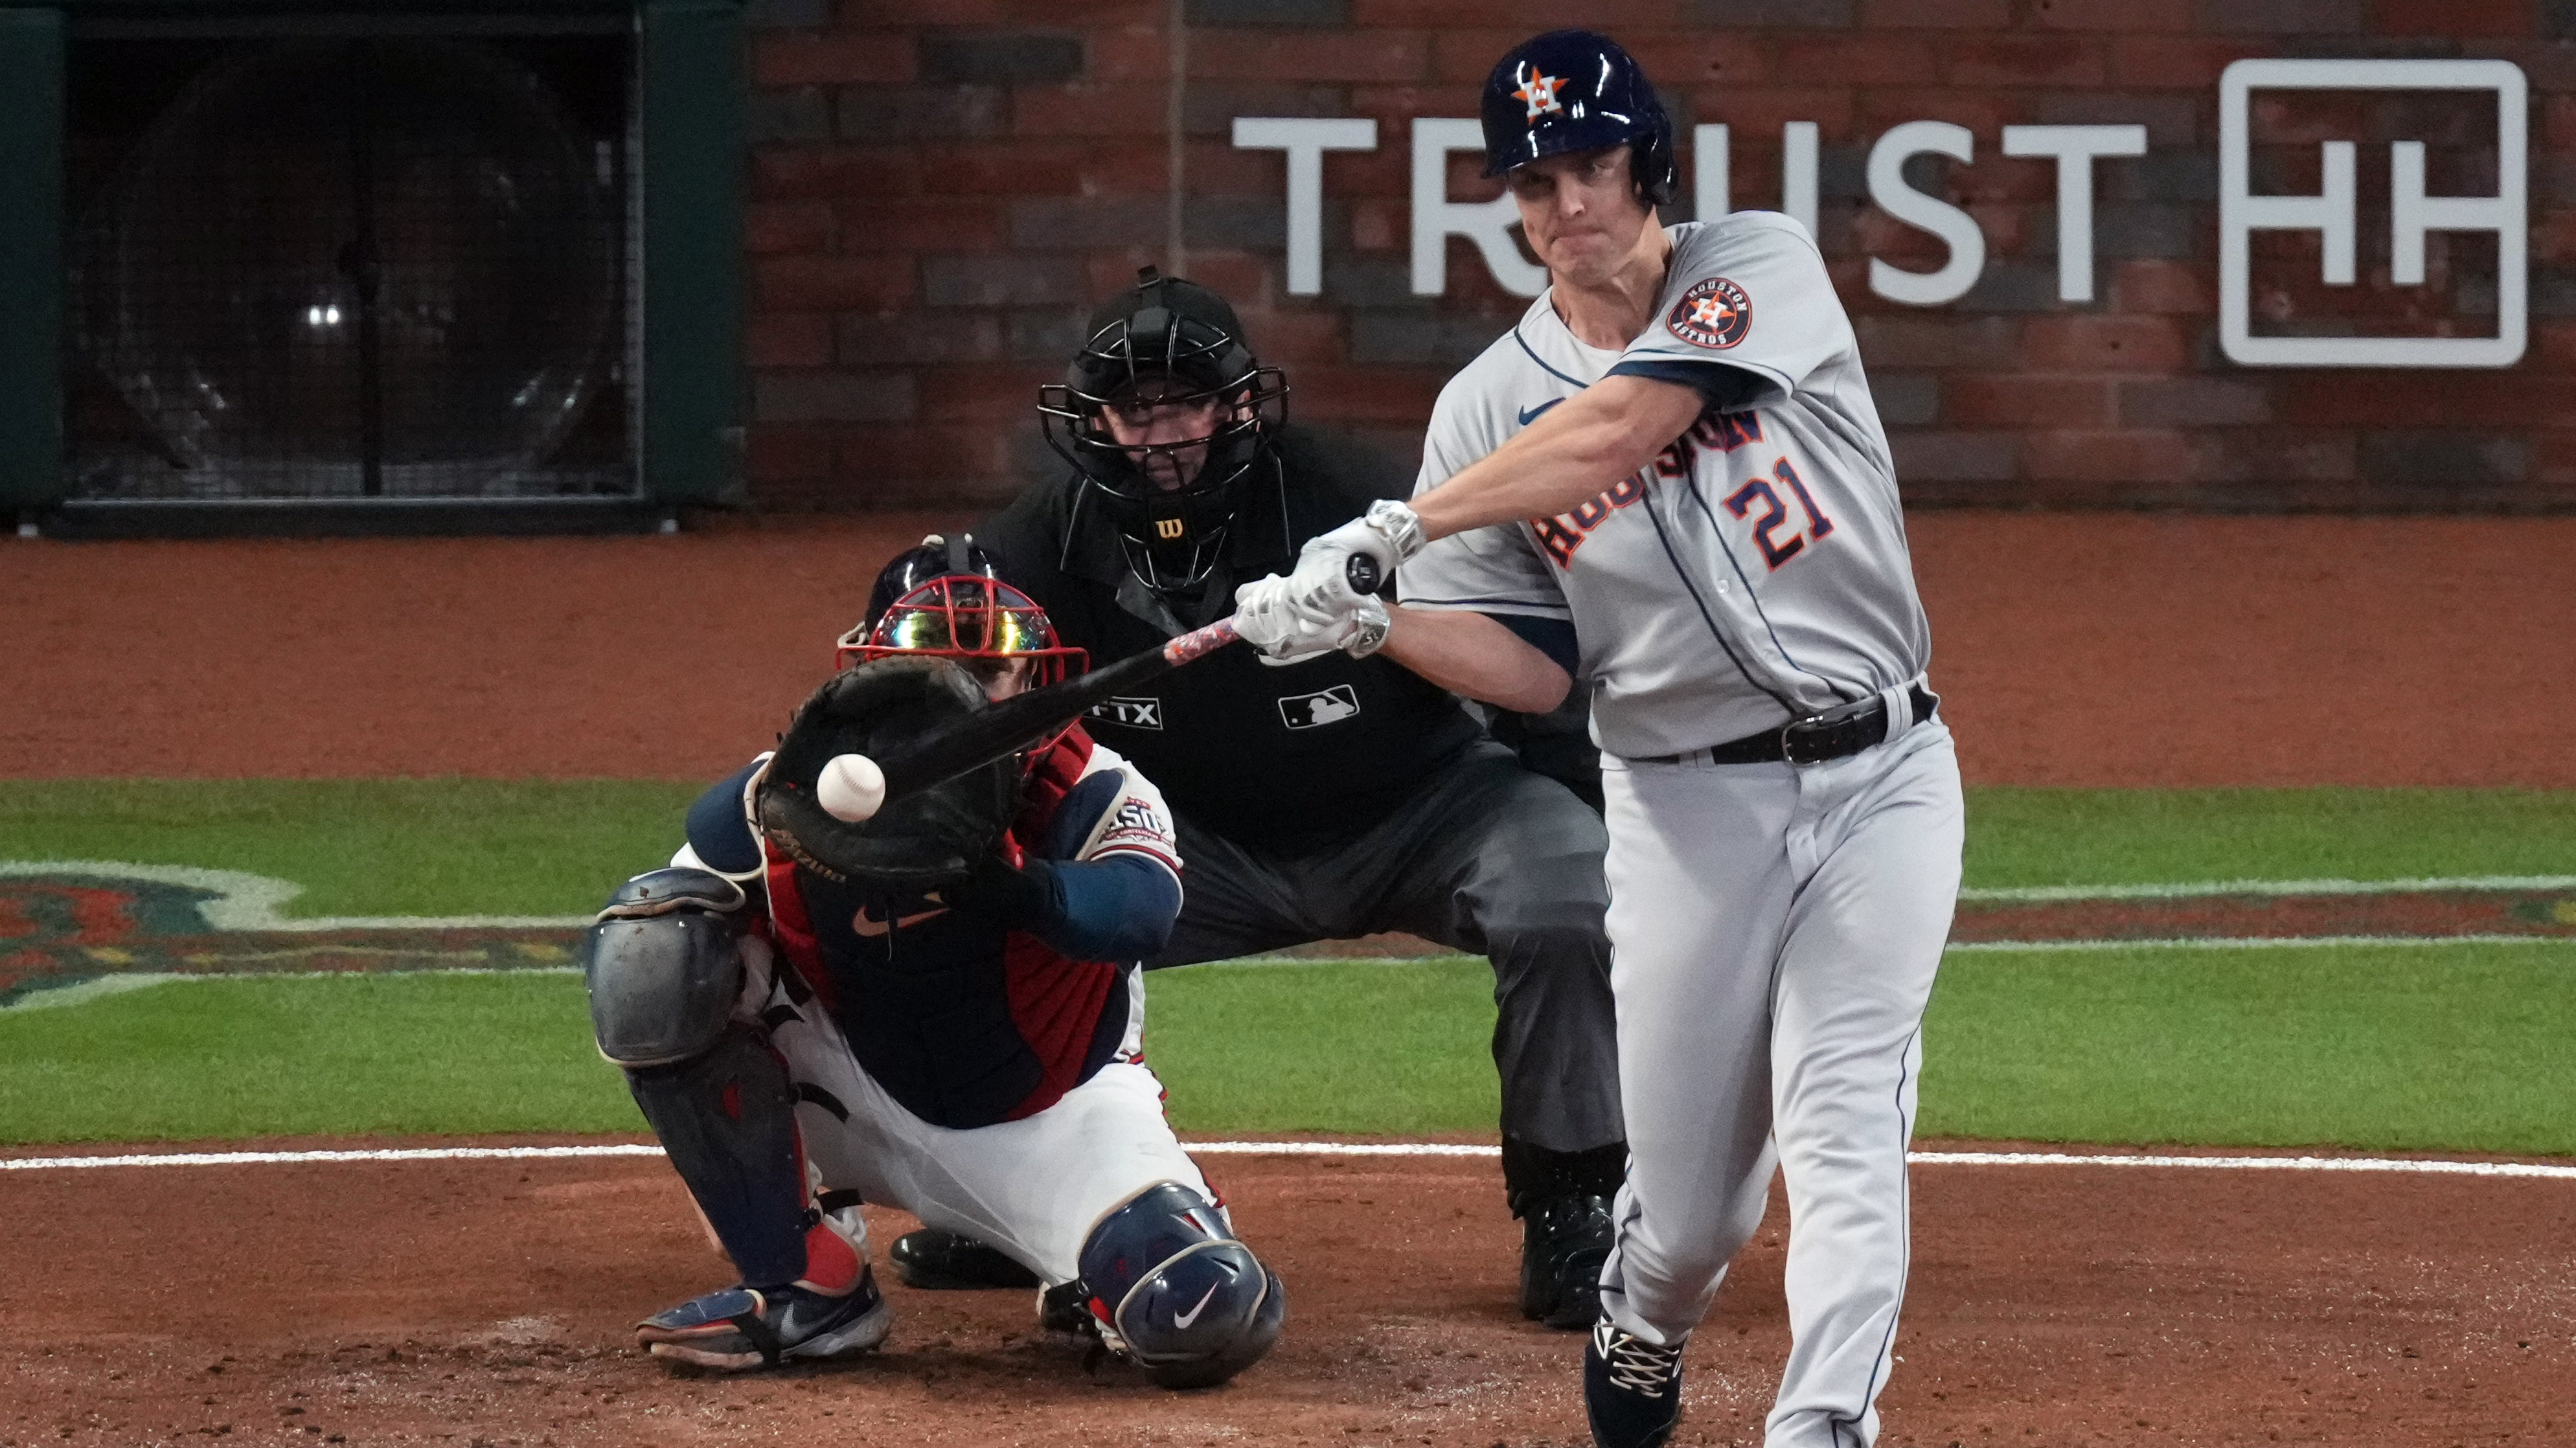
[815,752,886,823]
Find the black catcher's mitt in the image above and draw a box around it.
[755,656,1022,895]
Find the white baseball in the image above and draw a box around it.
[815,752,886,823]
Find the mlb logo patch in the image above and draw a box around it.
[1089,697,1163,730]
[1277,684,1360,730]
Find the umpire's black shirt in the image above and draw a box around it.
[979,424,1481,855]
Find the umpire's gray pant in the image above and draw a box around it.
[1148,740,1623,1154]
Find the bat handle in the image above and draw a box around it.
[1161,615,1241,668]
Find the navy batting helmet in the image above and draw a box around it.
[1479,29,1676,207]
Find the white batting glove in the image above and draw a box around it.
[1284,499,1426,615]
[1233,574,1392,666]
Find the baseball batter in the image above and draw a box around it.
[1233,29,1963,1448]
[579,538,1284,1388]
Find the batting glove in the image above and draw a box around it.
[1284,499,1426,616]
[1233,574,1391,666]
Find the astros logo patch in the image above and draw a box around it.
[1665,277,1752,350]
[1513,68,1566,120]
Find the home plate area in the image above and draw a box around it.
[6,867,2576,1444]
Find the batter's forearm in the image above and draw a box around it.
[1409,374,1706,540]
[1380,607,1573,714]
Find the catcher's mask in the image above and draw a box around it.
[1038,267,1288,596]
[836,534,1087,730]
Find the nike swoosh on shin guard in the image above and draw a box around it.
[1171,1281,1221,1330]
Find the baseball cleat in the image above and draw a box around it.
[1583,1318,1685,1448]
[1037,1279,1099,1339]
[1520,1192,1614,1329]
[890,1227,1042,1290]
[637,1267,893,1372]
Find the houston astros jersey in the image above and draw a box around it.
[1398,212,1933,760]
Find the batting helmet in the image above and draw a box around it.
[1038,267,1289,596]
[1479,29,1677,207]
[838,534,1087,694]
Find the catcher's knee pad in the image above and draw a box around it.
[1078,1182,1286,1390]
[581,867,749,1067]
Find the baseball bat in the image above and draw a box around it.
[867,616,1242,806]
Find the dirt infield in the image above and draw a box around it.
[4,1146,2571,1447]
[5,512,2573,785]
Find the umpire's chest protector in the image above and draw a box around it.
[757,732,1134,1130]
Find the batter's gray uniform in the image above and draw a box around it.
[1400,211,1965,1448]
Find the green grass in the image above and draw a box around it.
[8,945,2573,1154]
[1963,787,2576,888]
[1148,959,1500,1136]
[0,972,641,1142]
[5,780,2574,1151]
[0,962,1505,1146]
[1919,941,2576,1155]
[0,779,700,916]
[4,782,2570,920]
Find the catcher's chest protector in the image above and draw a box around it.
[760,730,1133,1130]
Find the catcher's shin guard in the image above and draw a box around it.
[626,1027,814,1291]
[1076,1182,1285,1390]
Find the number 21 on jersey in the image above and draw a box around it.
[1724,457,1835,571]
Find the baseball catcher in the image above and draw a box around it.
[892,269,1627,1333]
[578,536,1284,1386]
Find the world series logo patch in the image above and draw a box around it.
[1665,277,1751,350]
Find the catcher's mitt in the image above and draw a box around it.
[755,656,1023,895]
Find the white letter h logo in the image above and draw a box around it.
[2219,59,2526,368]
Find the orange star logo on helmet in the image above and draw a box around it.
[1514,69,1566,122]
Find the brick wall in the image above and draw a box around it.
[738,0,2576,511]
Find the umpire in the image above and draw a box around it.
[887,268,1626,1329]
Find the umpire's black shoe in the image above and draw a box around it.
[890,1227,1042,1290]
[1583,1318,1685,1448]
[1519,1192,1614,1329]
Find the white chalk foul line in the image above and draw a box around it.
[5,1142,2571,1179]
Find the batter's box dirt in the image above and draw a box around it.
[1947,885,2576,944]
[1,1147,2571,1447]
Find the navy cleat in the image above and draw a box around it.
[1520,1192,1613,1329]
[1037,1279,1096,1339]
[890,1226,1042,1290]
[637,1266,892,1372]
[1583,1318,1685,1448]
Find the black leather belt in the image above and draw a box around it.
[1639,684,1938,767]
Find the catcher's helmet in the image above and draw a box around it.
[1479,29,1676,207]
[1038,267,1288,596]
[838,534,1087,693]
